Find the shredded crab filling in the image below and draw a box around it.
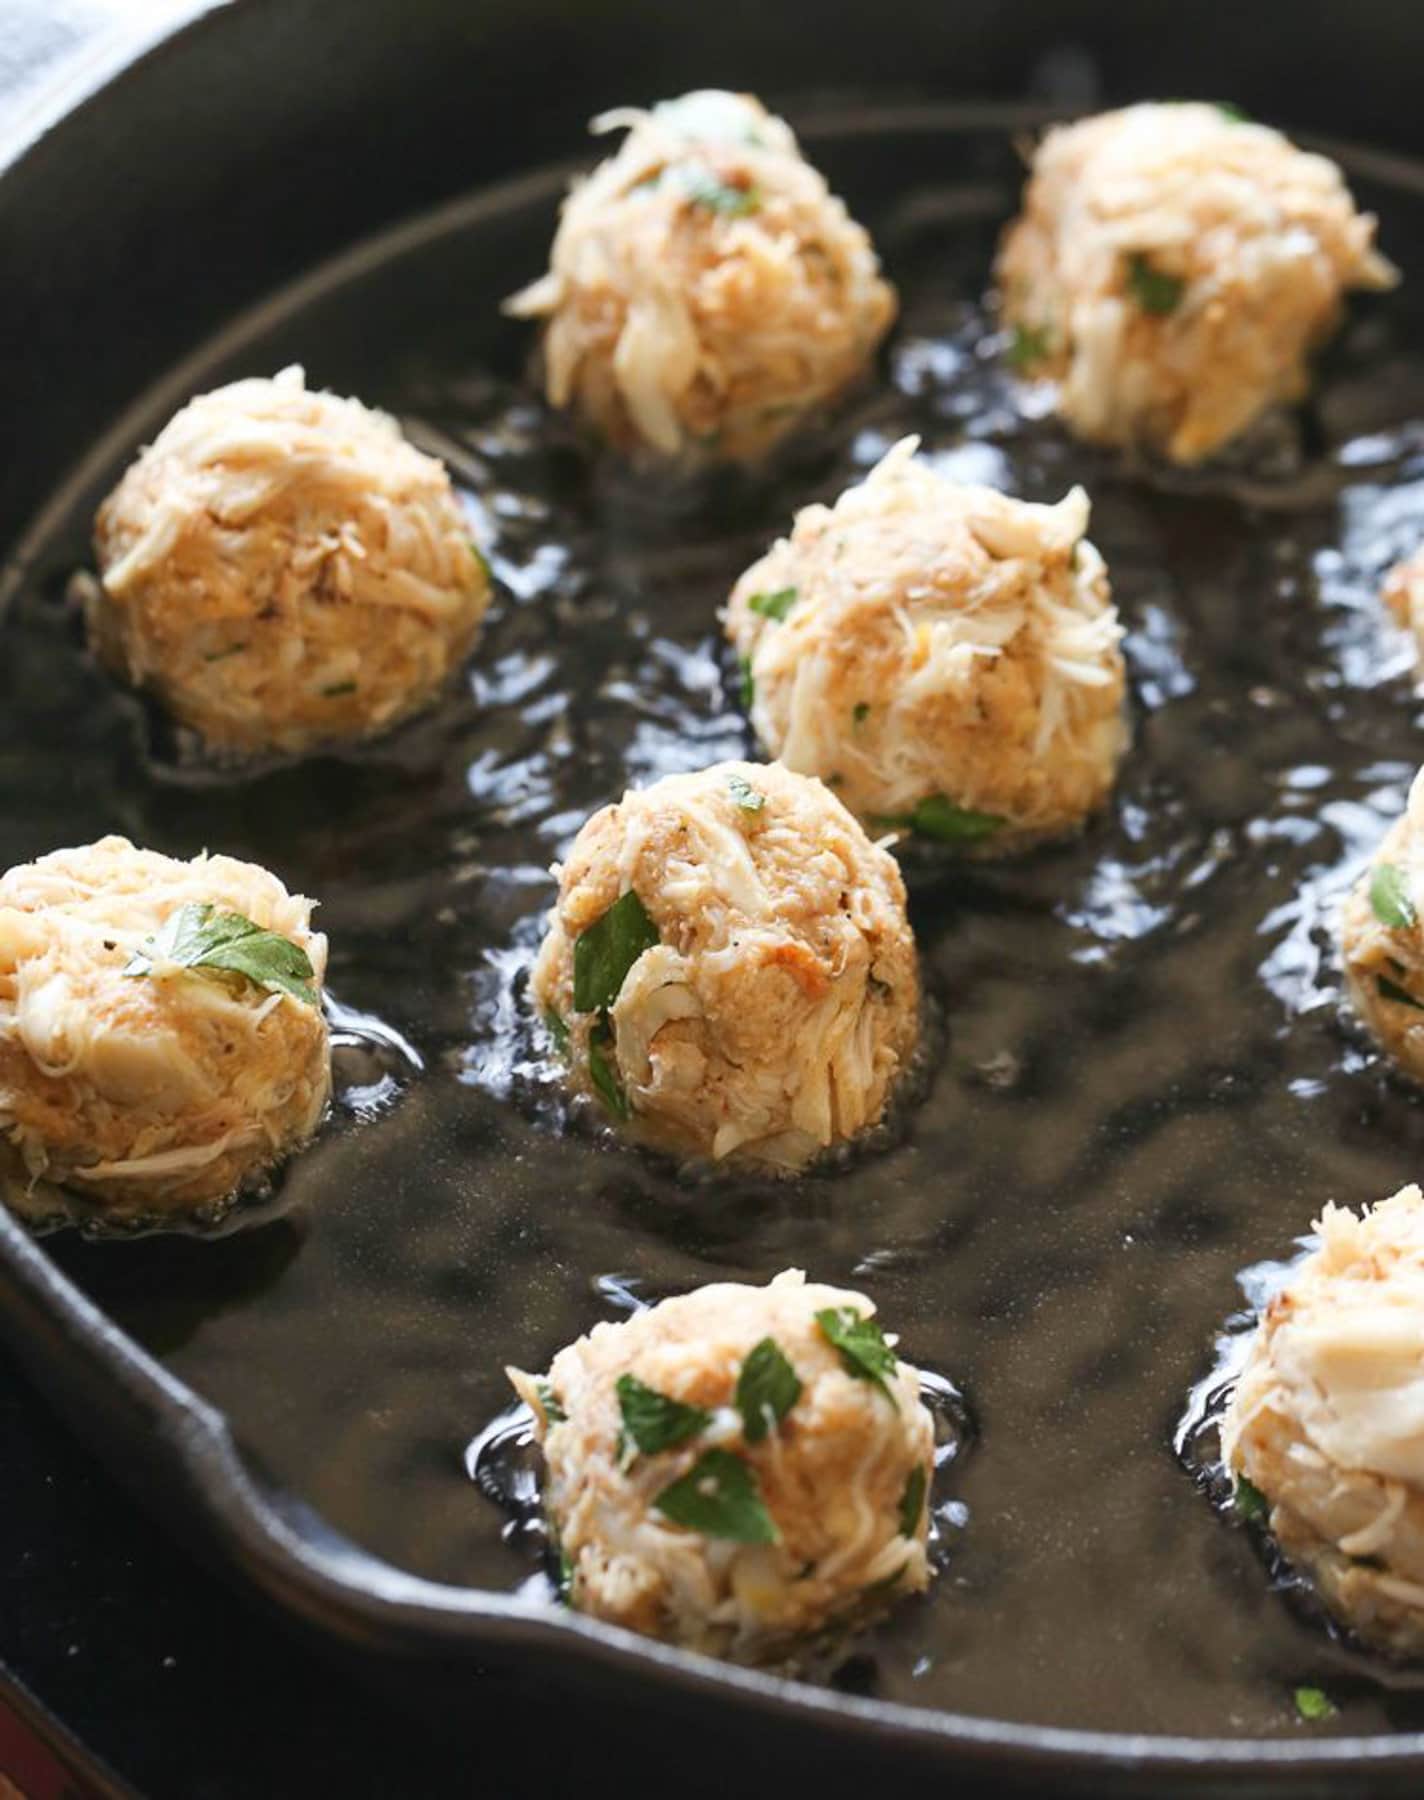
[506,91,895,459]
[1224,1186,1424,1649]
[0,837,330,1208]
[507,1269,936,1651]
[725,437,1125,837]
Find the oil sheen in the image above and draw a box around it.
[7,112,1424,1736]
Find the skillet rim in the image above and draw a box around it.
[4,4,1424,1782]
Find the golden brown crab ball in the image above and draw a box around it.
[724,438,1126,854]
[996,102,1396,463]
[0,836,329,1219]
[528,760,918,1170]
[90,365,491,756]
[1340,768,1424,1081]
[508,1268,936,1654]
[504,90,896,463]
[1223,1185,1424,1658]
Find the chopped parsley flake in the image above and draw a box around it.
[874,794,1004,846]
[321,681,358,698]
[534,1377,566,1425]
[1233,1473,1268,1525]
[898,1464,928,1538]
[654,1449,777,1543]
[735,1337,802,1443]
[573,890,659,1014]
[616,1374,711,1456]
[124,903,317,1006]
[863,1562,909,1599]
[726,772,766,814]
[542,1007,570,1054]
[1294,1686,1337,1723]
[679,168,761,215]
[853,702,871,725]
[1126,253,1186,315]
[748,586,798,623]
[1007,322,1052,368]
[468,538,493,583]
[1370,862,1417,930]
[587,1019,630,1120]
[739,655,756,710]
[816,1307,899,1408]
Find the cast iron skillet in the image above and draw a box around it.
[12,3,1424,1793]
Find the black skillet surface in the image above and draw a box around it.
[13,4,1424,1793]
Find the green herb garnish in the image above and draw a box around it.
[816,1307,899,1408]
[534,1378,566,1425]
[748,586,798,623]
[1294,1686,1337,1723]
[573,890,659,1014]
[125,903,317,1006]
[616,1374,711,1456]
[1215,101,1249,122]
[558,1545,575,1597]
[1007,322,1052,368]
[679,168,761,215]
[587,1020,630,1119]
[321,681,358,698]
[1233,1473,1268,1524]
[542,1007,570,1054]
[1126,253,1185,315]
[898,1464,928,1538]
[874,794,1004,846]
[739,656,756,710]
[726,772,766,814]
[654,1449,778,1543]
[853,702,871,725]
[1370,862,1417,930]
[863,1562,909,1599]
[735,1337,802,1443]
[1378,973,1424,1012]
[468,537,493,583]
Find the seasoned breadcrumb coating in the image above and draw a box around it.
[529,760,918,1168]
[92,366,490,755]
[997,103,1395,463]
[0,836,329,1216]
[1223,1185,1424,1657]
[506,90,895,462]
[725,438,1126,853]
[509,1269,935,1654]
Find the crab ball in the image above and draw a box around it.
[504,90,896,463]
[528,760,918,1170]
[724,438,1126,854]
[996,102,1396,463]
[91,365,491,756]
[0,836,329,1218]
[508,1268,936,1653]
[1340,768,1424,1081]
[1222,1185,1424,1657]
